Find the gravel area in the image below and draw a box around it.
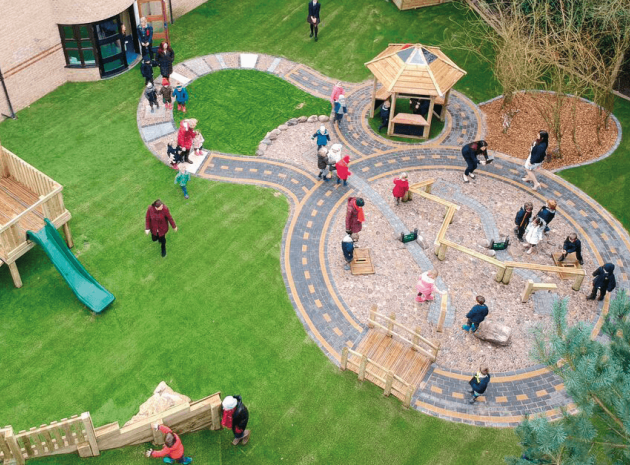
[327,169,601,372]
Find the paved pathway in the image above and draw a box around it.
[137,52,630,427]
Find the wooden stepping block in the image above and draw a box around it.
[351,248,375,275]
[551,252,582,280]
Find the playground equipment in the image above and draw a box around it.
[0,140,113,312]
[393,0,453,11]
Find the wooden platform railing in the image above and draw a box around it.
[368,306,439,361]
[340,347,415,408]
[0,393,222,464]
[0,146,59,198]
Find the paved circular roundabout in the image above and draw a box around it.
[137,52,630,427]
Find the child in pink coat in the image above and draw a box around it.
[415,270,446,302]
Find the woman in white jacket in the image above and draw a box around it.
[523,217,546,254]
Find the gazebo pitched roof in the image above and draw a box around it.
[365,44,466,97]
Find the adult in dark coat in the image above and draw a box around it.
[558,233,583,265]
[461,140,488,183]
[514,202,533,241]
[523,130,548,191]
[222,395,250,446]
[587,263,616,301]
[157,42,175,79]
[137,17,154,59]
[145,199,177,257]
[307,0,321,41]
[345,197,365,236]
[469,367,490,404]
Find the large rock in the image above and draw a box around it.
[123,382,191,427]
[260,138,272,145]
[287,118,298,126]
[257,143,268,153]
[297,116,308,123]
[473,321,512,346]
[307,115,318,123]
[278,124,289,131]
[318,115,330,122]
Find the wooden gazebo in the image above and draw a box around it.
[365,44,466,140]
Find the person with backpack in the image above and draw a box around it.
[221,396,250,446]
[514,202,533,242]
[468,367,491,404]
[145,424,192,464]
[587,263,616,301]
[522,130,548,191]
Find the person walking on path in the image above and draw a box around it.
[392,173,409,205]
[178,119,197,164]
[345,197,365,240]
[342,233,354,270]
[330,81,343,111]
[312,125,330,152]
[159,78,173,110]
[141,57,155,86]
[137,17,154,60]
[522,130,548,191]
[145,82,159,112]
[145,424,192,464]
[461,140,488,183]
[327,143,342,181]
[378,99,391,133]
[536,199,557,234]
[335,155,351,186]
[333,95,348,126]
[221,396,250,446]
[307,0,321,42]
[557,233,583,265]
[145,199,177,258]
[173,83,189,113]
[317,148,330,181]
[157,42,175,80]
[415,270,446,303]
[523,217,546,255]
[468,367,491,404]
[514,202,533,242]
[175,165,191,199]
[587,263,616,301]
[462,296,488,333]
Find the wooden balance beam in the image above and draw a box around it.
[521,279,558,303]
[409,179,436,194]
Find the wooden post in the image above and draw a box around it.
[440,90,451,121]
[521,280,534,303]
[0,138,9,178]
[384,372,394,397]
[572,273,585,291]
[368,305,377,328]
[403,386,413,409]
[424,97,435,139]
[387,92,397,136]
[0,429,15,462]
[62,223,74,248]
[340,346,349,371]
[411,326,421,350]
[436,294,447,333]
[436,243,447,261]
[495,266,505,283]
[358,354,368,381]
[3,427,25,465]
[370,77,378,118]
[41,201,52,220]
[210,395,222,430]
[386,313,395,337]
[80,413,100,456]
[444,206,454,224]
[8,262,22,288]
[425,183,432,194]
[502,267,514,284]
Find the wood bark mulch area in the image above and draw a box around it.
[480,93,618,170]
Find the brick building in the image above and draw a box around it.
[0,0,206,119]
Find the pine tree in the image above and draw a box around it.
[506,290,630,465]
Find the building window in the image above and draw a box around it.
[59,25,97,68]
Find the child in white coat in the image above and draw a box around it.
[524,217,546,254]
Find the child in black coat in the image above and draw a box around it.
[342,233,354,270]
[558,233,583,265]
[140,56,154,85]
[144,82,158,112]
[587,263,616,301]
[469,367,491,404]
[536,199,557,233]
[167,137,183,169]
[514,202,533,241]
[462,296,488,333]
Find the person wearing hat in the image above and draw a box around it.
[145,424,192,463]
[307,0,321,42]
[335,155,351,186]
[392,173,410,205]
[221,396,250,446]
[345,197,365,240]
[311,125,330,152]
[587,263,616,301]
[333,95,347,126]
[145,82,159,113]
[461,140,488,183]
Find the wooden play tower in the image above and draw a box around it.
[0,138,73,287]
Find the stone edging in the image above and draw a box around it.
[257,114,331,156]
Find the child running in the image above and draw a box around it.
[174,164,191,199]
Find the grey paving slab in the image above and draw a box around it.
[185,57,212,76]
[141,122,177,142]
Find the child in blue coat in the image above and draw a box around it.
[333,95,347,126]
[311,125,330,151]
[173,83,189,113]
[462,296,488,333]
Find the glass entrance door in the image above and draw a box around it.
[93,15,128,77]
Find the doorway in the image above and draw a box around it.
[93,15,127,77]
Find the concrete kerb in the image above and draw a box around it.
[477,90,623,172]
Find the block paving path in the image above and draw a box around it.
[137,52,630,427]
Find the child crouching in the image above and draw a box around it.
[145,424,192,464]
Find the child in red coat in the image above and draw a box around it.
[145,424,192,464]
[392,173,409,205]
[335,155,351,186]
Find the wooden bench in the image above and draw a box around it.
[521,279,558,303]
[390,113,431,139]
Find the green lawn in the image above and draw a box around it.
[174,70,330,155]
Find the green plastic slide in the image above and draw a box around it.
[27,219,115,313]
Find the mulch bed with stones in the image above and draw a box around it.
[480,92,618,171]
[327,170,600,373]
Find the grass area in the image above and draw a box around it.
[368,98,446,143]
[0,66,518,465]
[171,0,498,102]
[174,70,330,155]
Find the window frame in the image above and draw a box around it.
[58,24,98,69]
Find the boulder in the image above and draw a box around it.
[255,149,265,156]
[318,115,330,122]
[267,132,278,141]
[257,144,268,153]
[123,382,191,427]
[416,235,428,249]
[307,115,318,123]
[260,138,272,145]
[271,128,281,137]
[473,321,511,346]
[287,118,298,126]
[297,116,308,123]
[278,124,289,131]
